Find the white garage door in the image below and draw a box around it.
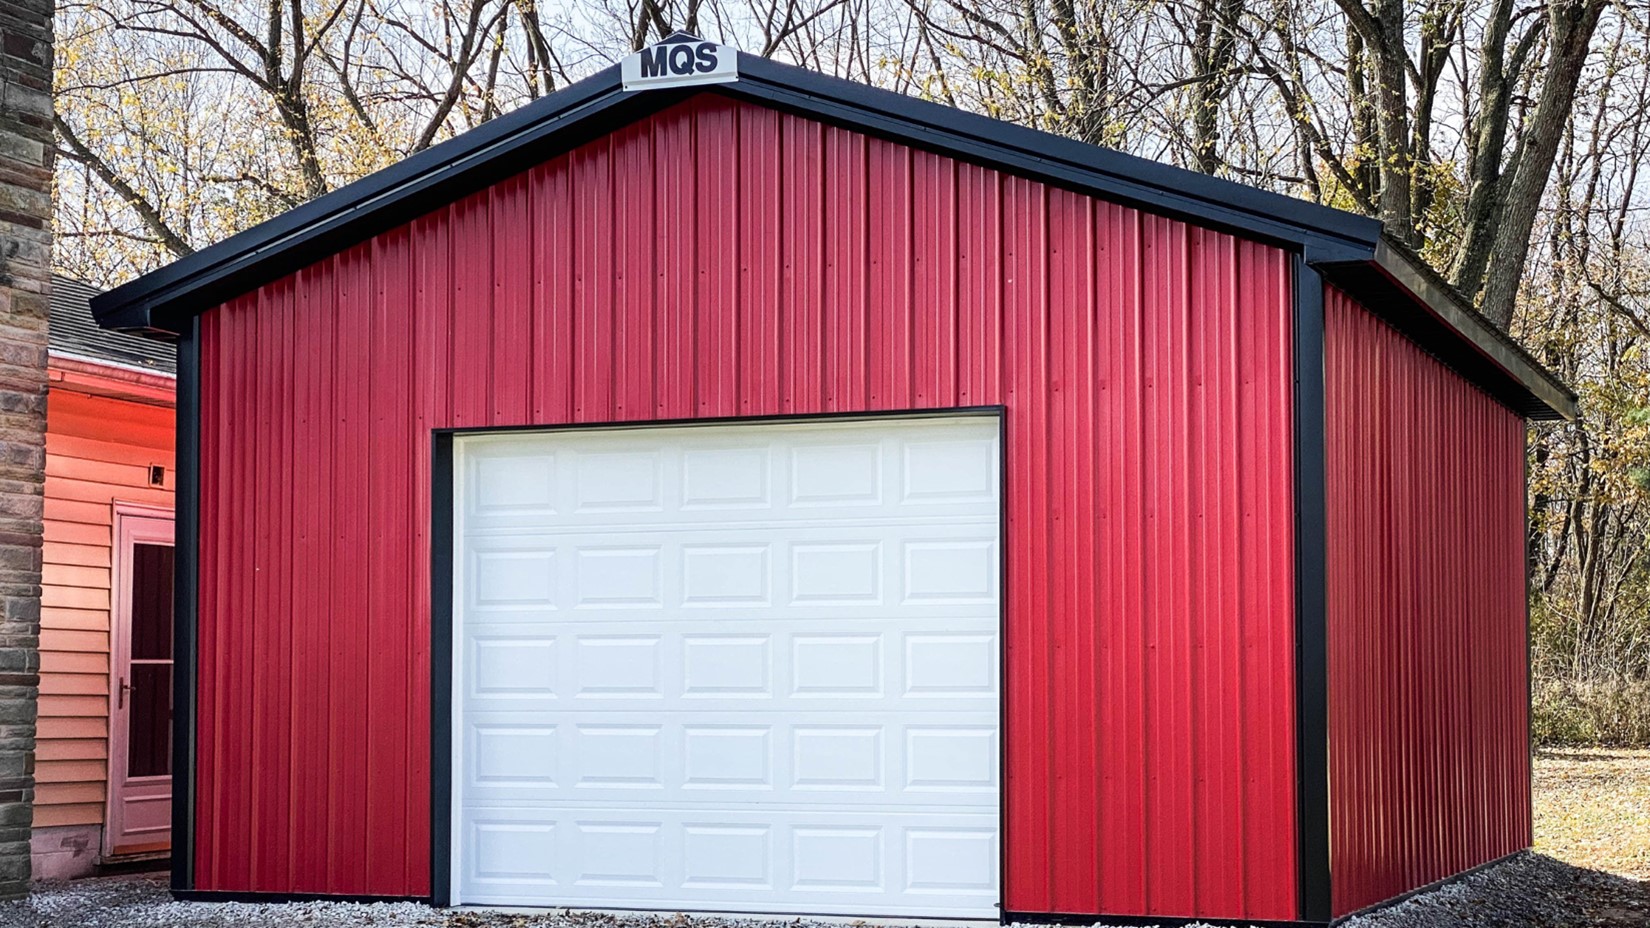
[451,416,1001,917]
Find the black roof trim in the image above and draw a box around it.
[1315,240,1576,421]
[93,61,647,333]
[90,43,1573,420]
[726,57,1381,253]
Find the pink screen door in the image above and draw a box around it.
[105,503,174,857]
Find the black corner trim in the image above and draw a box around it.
[430,433,456,907]
[171,319,201,893]
[1293,256,1332,923]
[1523,433,1534,837]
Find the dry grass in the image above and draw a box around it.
[1532,679,1650,746]
[1534,747,1650,880]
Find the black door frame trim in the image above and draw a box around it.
[428,405,1008,908]
[429,432,456,906]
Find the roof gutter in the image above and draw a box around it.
[48,352,178,406]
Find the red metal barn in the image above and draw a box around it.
[93,37,1573,928]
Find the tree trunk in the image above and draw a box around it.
[1474,0,1606,327]
[1368,0,1414,244]
[1190,0,1242,174]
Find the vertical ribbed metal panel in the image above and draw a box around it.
[194,95,1299,919]
[1324,286,1531,917]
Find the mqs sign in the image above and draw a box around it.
[621,35,738,91]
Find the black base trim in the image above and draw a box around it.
[1327,849,1527,925]
[1005,912,1327,928]
[173,890,431,905]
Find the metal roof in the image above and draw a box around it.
[51,275,176,375]
[88,40,1574,420]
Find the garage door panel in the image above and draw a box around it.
[464,631,559,704]
[464,530,998,618]
[463,624,997,713]
[462,421,998,534]
[455,417,1000,916]
[461,713,999,807]
[465,513,1002,538]
[465,720,562,799]
[463,809,560,893]
[462,807,999,916]
[468,620,1003,716]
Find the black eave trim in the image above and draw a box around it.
[430,434,456,906]
[1293,256,1332,922]
[1313,262,1568,421]
[171,318,201,893]
[720,65,1376,254]
[93,71,691,333]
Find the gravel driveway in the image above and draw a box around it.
[0,853,1644,928]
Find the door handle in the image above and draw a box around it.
[118,676,130,709]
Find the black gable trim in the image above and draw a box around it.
[727,56,1379,252]
[89,46,1573,420]
[91,53,1378,334]
[93,64,662,333]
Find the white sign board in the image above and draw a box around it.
[621,37,738,91]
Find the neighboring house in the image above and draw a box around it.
[31,276,175,879]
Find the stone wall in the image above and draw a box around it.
[0,0,51,901]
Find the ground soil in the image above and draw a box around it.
[1533,747,1650,880]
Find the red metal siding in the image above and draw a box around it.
[1324,286,1532,917]
[195,94,1300,919]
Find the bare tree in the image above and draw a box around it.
[50,0,1650,745]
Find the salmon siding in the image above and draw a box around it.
[37,372,175,832]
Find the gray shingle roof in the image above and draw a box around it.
[51,275,176,375]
